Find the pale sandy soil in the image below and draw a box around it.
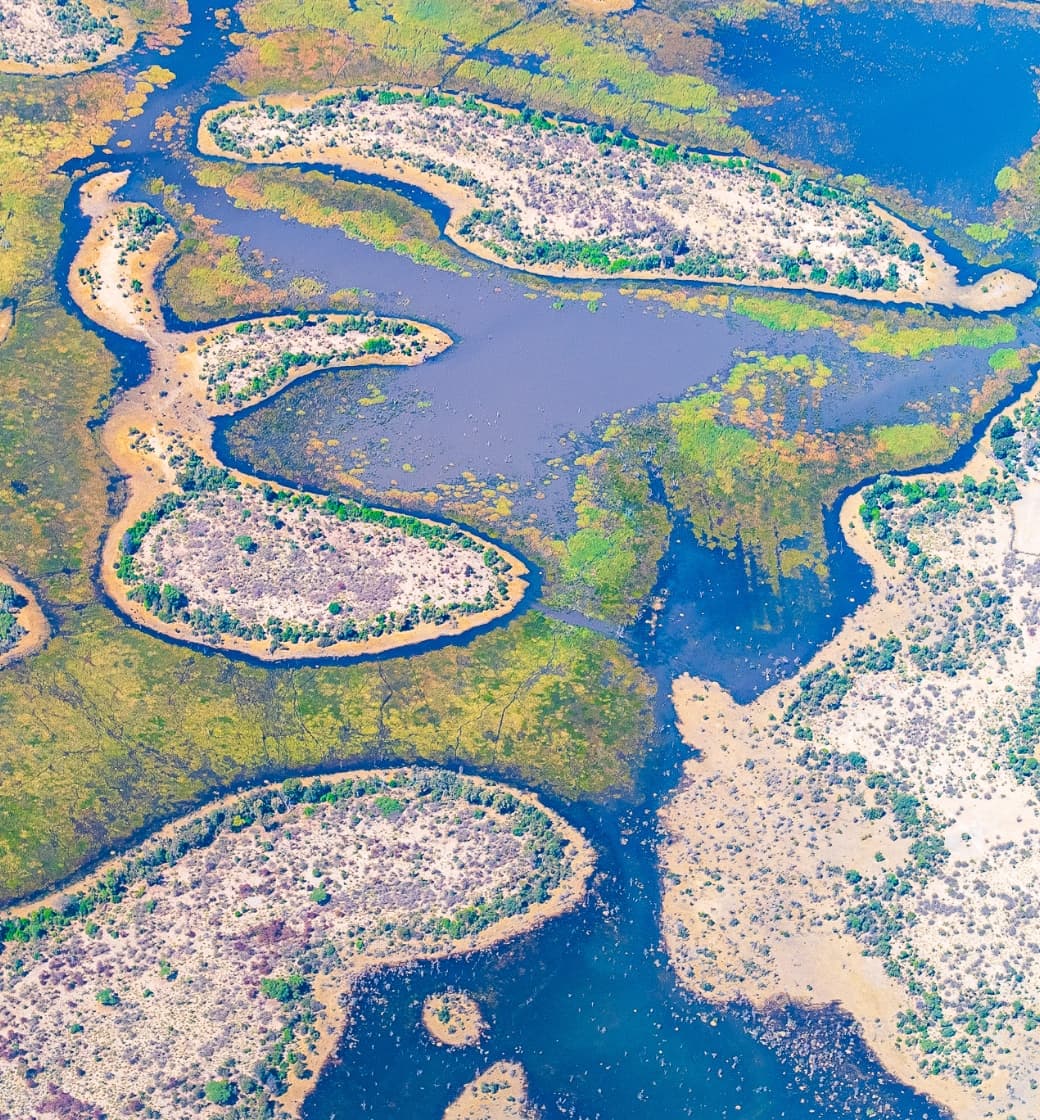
[199,91,1034,312]
[562,0,635,12]
[660,384,1040,1120]
[0,565,49,669]
[422,991,487,1047]
[0,0,129,74]
[1013,477,1040,555]
[194,313,430,403]
[70,173,529,661]
[443,1061,540,1120]
[0,305,12,346]
[0,768,594,1120]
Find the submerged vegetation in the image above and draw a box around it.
[193,160,463,272]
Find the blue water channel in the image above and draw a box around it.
[712,0,1040,216]
[54,0,1040,1113]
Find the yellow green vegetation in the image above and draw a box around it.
[150,181,374,322]
[679,290,1020,359]
[225,0,746,148]
[193,160,461,271]
[0,72,146,599]
[730,294,837,333]
[0,608,651,902]
[448,13,741,147]
[549,445,670,623]
[0,45,653,908]
[638,289,1021,361]
[870,422,948,460]
[851,317,1016,359]
[549,348,1035,608]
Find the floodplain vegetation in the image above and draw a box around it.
[201,90,1027,308]
[0,768,592,1119]
[70,174,527,659]
[0,15,653,914]
[661,389,1040,1120]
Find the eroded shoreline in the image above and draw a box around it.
[661,372,1040,1119]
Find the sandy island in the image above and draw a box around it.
[70,172,529,661]
[0,767,594,1120]
[660,374,1040,1119]
[443,1061,540,1120]
[199,89,1034,312]
[0,565,49,668]
[0,0,132,74]
[423,990,487,1047]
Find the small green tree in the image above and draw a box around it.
[204,1079,235,1105]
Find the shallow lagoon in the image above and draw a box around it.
[712,1,1040,215]
[53,2,1038,1114]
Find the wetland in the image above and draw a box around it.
[3,0,1040,1117]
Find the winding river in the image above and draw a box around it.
[50,0,1040,1114]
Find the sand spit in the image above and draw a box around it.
[423,990,487,1047]
[0,565,48,669]
[70,172,529,661]
[199,89,1034,312]
[0,0,129,74]
[661,379,1040,1119]
[0,305,12,347]
[443,1061,540,1120]
[0,767,594,1120]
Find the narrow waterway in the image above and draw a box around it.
[51,1,1040,1113]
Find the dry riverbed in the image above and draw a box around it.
[0,768,593,1119]
[660,380,1040,1119]
[200,89,1033,311]
[70,172,528,660]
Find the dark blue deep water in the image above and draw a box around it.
[53,0,1040,1114]
[713,1,1040,214]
